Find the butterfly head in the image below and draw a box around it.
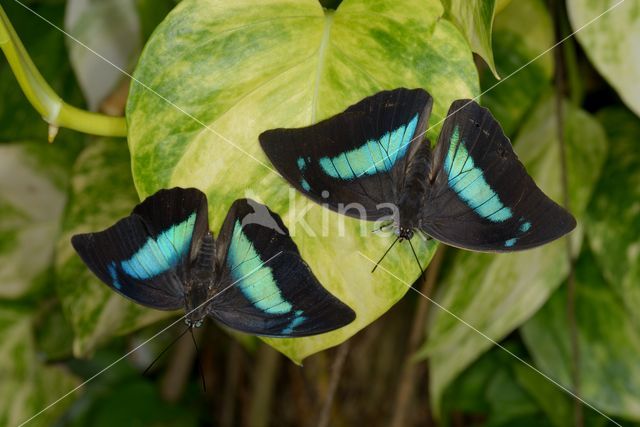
[185,317,204,328]
[183,283,210,329]
[395,226,414,241]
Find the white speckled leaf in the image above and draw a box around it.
[587,108,640,329]
[521,249,640,420]
[417,93,607,413]
[481,0,554,137]
[442,0,499,78]
[55,139,172,357]
[64,0,141,110]
[126,0,479,362]
[0,304,79,427]
[0,142,70,299]
[568,0,640,117]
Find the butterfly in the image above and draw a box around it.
[71,187,355,337]
[259,88,576,266]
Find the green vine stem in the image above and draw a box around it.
[0,5,127,141]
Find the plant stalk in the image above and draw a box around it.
[389,246,445,427]
[0,4,127,140]
[551,1,582,426]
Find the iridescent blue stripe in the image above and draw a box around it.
[282,310,306,335]
[121,213,196,280]
[445,125,513,222]
[227,221,292,315]
[318,114,419,179]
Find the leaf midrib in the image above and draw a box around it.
[311,10,335,123]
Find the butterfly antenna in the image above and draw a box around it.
[408,238,424,277]
[372,221,392,233]
[143,326,190,376]
[190,327,207,392]
[372,236,400,273]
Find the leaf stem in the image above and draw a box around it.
[551,1,582,426]
[316,341,350,427]
[0,5,127,140]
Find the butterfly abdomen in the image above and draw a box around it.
[397,141,432,234]
[192,232,216,280]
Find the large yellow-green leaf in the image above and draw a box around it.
[587,108,640,329]
[417,93,607,414]
[480,0,553,137]
[0,142,71,299]
[568,0,640,117]
[442,0,499,78]
[126,0,479,362]
[0,304,79,427]
[521,249,640,421]
[55,139,172,357]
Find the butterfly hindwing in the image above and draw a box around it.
[71,187,210,310]
[260,88,433,219]
[421,100,576,251]
[210,199,355,337]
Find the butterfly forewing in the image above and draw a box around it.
[71,187,210,310]
[422,100,576,251]
[260,88,433,220]
[210,199,355,337]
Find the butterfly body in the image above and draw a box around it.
[260,88,576,256]
[72,188,355,337]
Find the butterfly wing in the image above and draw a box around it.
[209,199,355,337]
[71,187,210,310]
[420,100,576,251]
[260,88,433,220]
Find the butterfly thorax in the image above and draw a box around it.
[184,232,216,328]
[396,141,432,239]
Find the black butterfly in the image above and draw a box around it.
[71,188,355,337]
[259,88,576,262]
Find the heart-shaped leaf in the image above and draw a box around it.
[55,139,172,357]
[417,93,607,413]
[567,0,640,117]
[126,0,479,362]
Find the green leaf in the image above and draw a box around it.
[418,93,607,414]
[0,142,71,299]
[521,249,640,421]
[512,364,573,427]
[55,139,172,357]
[587,108,640,329]
[126,0,479,362]
[65,380,199,427]
[442,0,499,78]
[495,0,512,13]
[64,0,141,110]
[568,0,640,117]
[0,304,79,427]
[480,0,554,136]
[442,342,554,427]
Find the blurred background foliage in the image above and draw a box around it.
[0,0,638,426]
